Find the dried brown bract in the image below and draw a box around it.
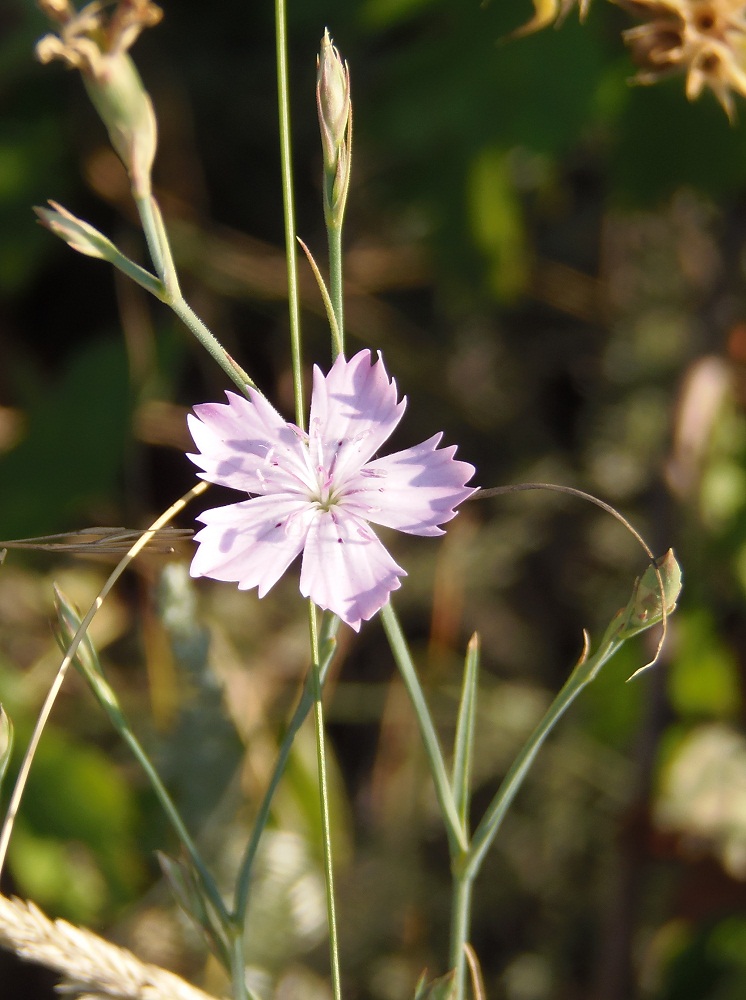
[619,0,746,118]
[36,0,163,78]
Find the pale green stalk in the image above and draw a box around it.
[272,8,343,993]
[135,194,171,292]
[232,614,340,924]
[309,605,342,1000]
[380,602,468,855]
[328,223,344,357]
[134,194,254,395]
[229,930,250,1000]
[275,0,304,427]
[449,873,475,1000]
[169,295,254,393]
[116,722,230,928]
[448,635,480,1000]
[462,632,622,881]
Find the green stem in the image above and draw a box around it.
[380,602,468,855]
[168,296,255,394]
[449,872,475,1000]
[135,194,168,285]
[232,614,340,925]
[309,605,342,1000]
[135,192,255,394]
[229,922,264,1000]
[275,0,304,428]
[462,638,622,882]
[116,725,230,926]
[327,222,344,358]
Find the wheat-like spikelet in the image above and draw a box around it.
[0,894,222,1000]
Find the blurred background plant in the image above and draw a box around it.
[1,0,745,998]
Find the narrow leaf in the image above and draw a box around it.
[54,585,123,718]
[452,633,480,830]
[0,706,13,787]
[413,970,457,1000]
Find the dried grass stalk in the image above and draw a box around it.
[0,894,222,1000]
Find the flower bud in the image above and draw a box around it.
[317,30,351,227]
[34,200,120,259]
[615,549,682,642]
[317,29,350,169]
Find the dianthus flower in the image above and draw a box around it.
[187,350,476,629]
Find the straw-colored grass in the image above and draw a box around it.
[0,894,221,1000]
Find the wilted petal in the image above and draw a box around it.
[299,509,404,629]
[188,390,311,496]
[191,495,314,596]
[345,434,477,536]
[309,350,405,481]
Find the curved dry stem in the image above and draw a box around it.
[473,482,670,673]
[0,481,209,876]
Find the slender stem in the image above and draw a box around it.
[380,602,468,855]
[0,484,211,882]
[0,661,71,877]
[232,615,340,925]
[168,296,255,394]
[449,872,475,1000]
[230,927,249,1000]
[309,604,342,1000]
[134,192,255,394]
[135,194,167,284]
[462,640,621,882]
[275,0,304,428]
[327,222,344,358]
[116,724,229,925]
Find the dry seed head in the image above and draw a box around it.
[619,0,746,116]
[35,0,162,78]
[35,0,161,197]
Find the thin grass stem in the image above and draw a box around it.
[275,0,304,427]
[309,604,342,1000]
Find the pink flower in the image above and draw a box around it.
[187,350,476,630]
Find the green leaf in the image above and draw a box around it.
[157,852,231,969]
[53,585,123,721]
[414,970,457,1000]
[452,633,480,830]
[0,704,13,787]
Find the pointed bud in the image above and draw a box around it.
[35,200,164,297]
[34,201,119,260]
[615,549,682,642]
[317,30,350,167]
[317,30,351,227]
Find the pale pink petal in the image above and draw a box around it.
[191,495,315,596]
[299,508,405,629]
[343,434,477,536]
[308,350,406,482]
[188,389,312,496]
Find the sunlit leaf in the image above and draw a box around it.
[0,705,12,787]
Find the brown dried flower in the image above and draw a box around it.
[35,1,163,198]
[36,0,163,78]
[619,0,746,118]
